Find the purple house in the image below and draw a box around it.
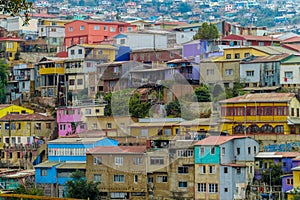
[56,103,106,137]
[282,174,293,193]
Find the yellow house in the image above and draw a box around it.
[219,93,300,135]
[39,19,73,26]
[288,166,300,200]
[129,118,183,138]
[0,38,24,61]
[204,46,297,88]
[79,44,118,62]
[0,113,55,168]
[179,118,219,138]
[0,104,33,118]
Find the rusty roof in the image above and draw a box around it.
[240,54,290,63]
[194,136,248,146]
[282,44,300,52]
[283,36,300,43]
[87,145,146,154]
[219,93,295,104]
[0,113,54,121]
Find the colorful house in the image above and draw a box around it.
[64,20,136,48]
[220,34,281,46]
[219,93,300,135]
[194,136,259,200]
[0,104,33,118]
[0,37,24,61]
[287,166,300,200]
[35,137,118,197]
[280,55,300,92]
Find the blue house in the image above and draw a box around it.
[35,137,118,197]
[194,136,258,200]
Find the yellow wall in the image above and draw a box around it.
[39,67,64,75]
[101,48,116,62]
[4,41,20,61]
[214,47,269,61]
[0,105,34,119]
[42,19,70,26]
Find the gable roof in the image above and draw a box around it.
[240,54,290,64]
[47,137,106,144]
[219,93,295,104]
[0,113,54,121]
[281,44,300,52]
[251,46,298,55]
[282,36,300,43]
[194,136,248,146]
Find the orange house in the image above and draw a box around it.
[64,20,136,47]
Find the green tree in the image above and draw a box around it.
[0,0,33,24]
[14,184,44,199]
[66,170,100,199]
[193,22,219,40]
[194,85,211,102]
[261,164,283,186]
[0,60,8,103]
[166,99,181,117]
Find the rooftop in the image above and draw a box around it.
[0,113,54,121]
[47,137,106,144]
[194,136,248,146]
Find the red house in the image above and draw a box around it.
[221,34,280,46]
[64,20,137,48]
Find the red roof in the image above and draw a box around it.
[222,34,280,42]
[282,44,300,52]
[0,113,54,121]
[0,37,24,42]
[65,20,134,26]
[194,136,248,146]
[87,146,146,154]
[219,93,295,104]
[282,36,300,43]
[56,51,68,58]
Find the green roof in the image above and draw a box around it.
[56,162,86,169]
[281,55,300,64]
[34,161,61,168]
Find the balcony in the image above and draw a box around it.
[39,67,64,75]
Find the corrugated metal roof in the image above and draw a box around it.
[0,113,54,121]
[56,162,86,169]
[252,46,298,55]
[240,54,289,63]
[34,161,61,168]
[47,137,105,144]
[129,122,180,127]
[194,136,248,146]
[281,55,300,63]
[219,93,295,104]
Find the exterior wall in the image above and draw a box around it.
[261,62,280,87]
[240,63,261,84]
[282,175,293,193]
[130,125,178,138]
[130,49,182,63]
[67,45,85,59]
[67,74,85,91]
[200,61,223,86]
[195,146,220,164]
[0,105,34,118]
[35,165,59,184]
[86,153,147,199]
[175,31,195,44]
[126,33,169,50]
[280,63,300,90]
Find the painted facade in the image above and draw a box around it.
[219,93,300,135]
[280,55,300,92]
[0,38,24,61]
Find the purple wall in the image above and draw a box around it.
[282,175,293,193]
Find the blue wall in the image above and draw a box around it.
[194,146,220,164]
[35,164,60,184]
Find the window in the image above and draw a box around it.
[209,166,216,174]
[207,69,214,75]
[254,146,257,154]
[200,147,205,156]
[115,157,123,165]
[69,27,73,32]
[246,71,254,76]
[93,157,102,165]
[36,123,41,130]
[150,157,164,165]
[78,49,83,54]
[69,79,75,85]
[156,175,167,183]
[224,167,228,173]
[208,184,218,193]
[133,157,142,165]
[46,123,51,129]
[94,174,102,182]
[107,123,112,129]
[41,169,47,176]
[128,27,132,32]
[140,129,148,137]
[210,147,215,155]
[113,67,119,73]
[111,193,126,198]
[200,165,206,174]
[248,147,251,154]
[80,25,84,30]
[222,147,225,156]
[178,166,189,174]
[85,109,91,114]
[258,42,264,46]
[70,50,75,55]
[225,188,228,192]
[244,53,250,57]
[120,39,125,44]
[235,53,240,59]
[104,26,107,31]
[198,183,206,192]
[226,54,231,59]
[225,69,233,76]
[285,71,293,79]
[110,27,116,32]
[237,148,240,155]
[237,167,241,174]
[178,181,188,188]
[134,175,138,183]
[177,150,193,157]
[164,128,171,136]
[119,27,123,32]
[52,38,57,43]
[113,175,124,182]
[77,79,83,85]
[94,25,99,30]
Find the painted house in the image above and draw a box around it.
[287,166,300,200]
[0,169,35,190]
[64,20,136,48]
[35,137,118,197]
[219,93,300,135]
[240,54,289,88]
[194,136,259,200]
[86,146,147,199]
[280,55,300,92]
[0,104,33,118]
[221,34,280,46]
[0,38,24,61]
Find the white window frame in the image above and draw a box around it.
[115,157,123,165]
